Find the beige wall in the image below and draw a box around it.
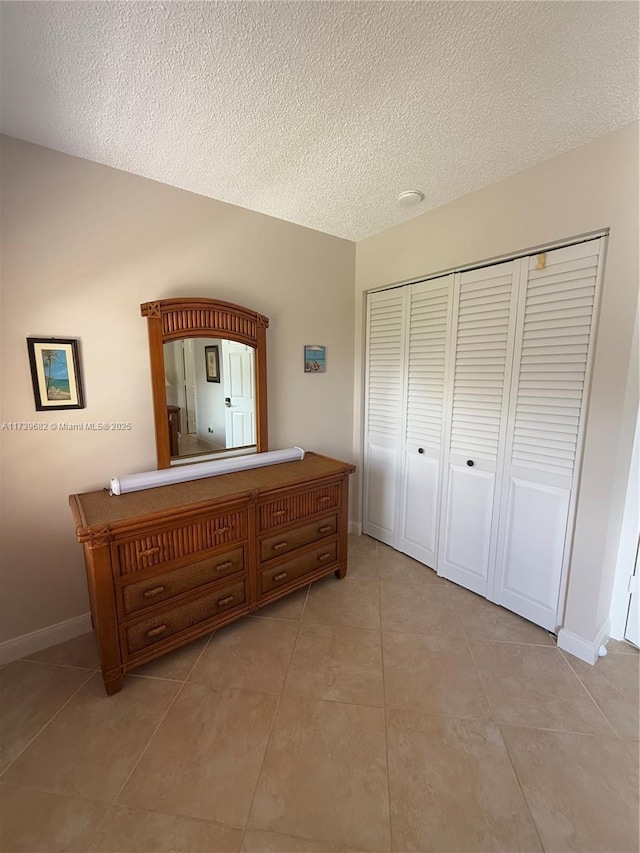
[0,136,355,643]
[355,121,639,649]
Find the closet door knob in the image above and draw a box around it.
[467,459,474,467]
[418,447,424,454]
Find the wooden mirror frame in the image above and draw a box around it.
[141,297,269,469]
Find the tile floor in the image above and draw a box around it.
[1,535,638,852]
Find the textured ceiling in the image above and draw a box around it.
[1,1,638,240]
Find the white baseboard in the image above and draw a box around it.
[558,618,611,666]
[348,521,362,536]
[0,613,92,666]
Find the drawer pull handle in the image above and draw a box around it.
[215,560,233,572]
[273,510,287,518]
[273,572,288,583]
[318,497,331,504]
[217,594,234,607]
[147,624,167,638]
[139,547,160,558]
[272,542,289,551]
[143,586,165,598]
[318,525,332,534]
[318,553,332,562]
[215,526,231,535]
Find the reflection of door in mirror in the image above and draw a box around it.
[223,341,255,447]
[163,338,257,459]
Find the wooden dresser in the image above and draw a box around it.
[70,453,355,695]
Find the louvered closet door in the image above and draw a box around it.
[438,261,519,595]
[398,275,453,566]
[363,288,407,545]
[493,239,603,629]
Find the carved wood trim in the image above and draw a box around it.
[140,301,162,319]
[78,525,112,548]
[141,298,270,345]
[258,482,342,532]
[115,510,247,575]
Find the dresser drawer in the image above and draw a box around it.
[124,580,246,656]
[121,547,245,616]
[260,541,338,595]
[258,483,341,532]
[115,508,247,575]
[260,515,337,564]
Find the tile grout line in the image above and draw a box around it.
[239,596,308,851]
[462,632,497,726]
[370,629,558,649]
[444,585,469,639]
[81,649,211,850]
[18,657,101,673]
[90,799,247,847]
[463,633,547,853]
[182,625,217,682]
[104,632,217,814]
[82,700,185,852]
[607,647,640,656]
[374,541,395,853]
[557,648,621,739]
[0,667,95,781]
[97,685,187,807]
[496,724,548,853]
[350,536,394,853]
[460,638,560,648]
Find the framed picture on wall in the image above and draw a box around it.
[27,337,85,410]
[304,345,326,373]
[205,344,220,382]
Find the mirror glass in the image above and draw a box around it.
[163,337,256,462]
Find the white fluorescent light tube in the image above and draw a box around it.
[110,447,305,495]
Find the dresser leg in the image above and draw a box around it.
[103,671,123,696]
[335,565,347,579]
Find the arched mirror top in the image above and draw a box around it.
[141,297,269,469]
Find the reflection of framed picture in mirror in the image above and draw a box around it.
[205,344,220,383]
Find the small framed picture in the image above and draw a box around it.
[304,345,326,373]
[27,337,85,411]
[205,344,221,382]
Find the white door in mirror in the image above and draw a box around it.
[223,341,256,447]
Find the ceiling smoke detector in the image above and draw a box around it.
[398,190,425,207]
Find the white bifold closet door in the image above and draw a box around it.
[438,261,519,596]
[364,276,452,560]
[363,288,407,546]
[491,240,603,629]
[398,276,454,566]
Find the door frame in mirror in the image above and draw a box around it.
[141,297,269,469]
